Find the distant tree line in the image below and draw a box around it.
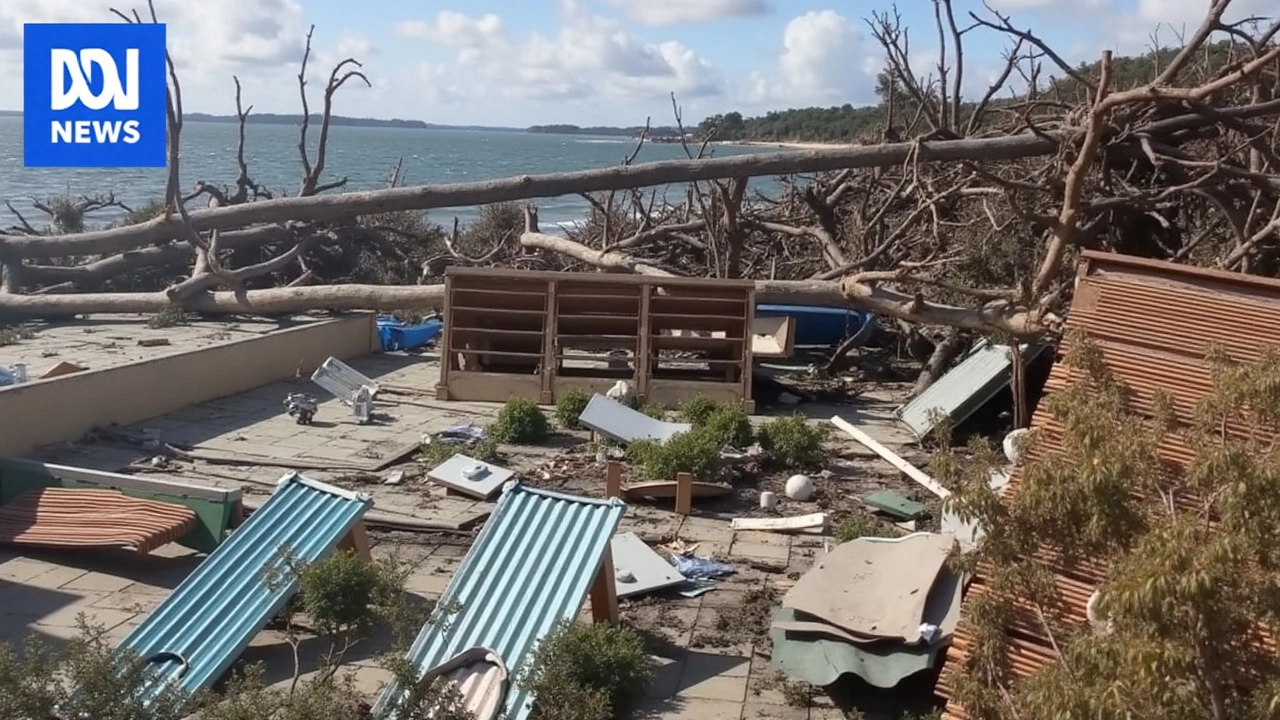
[525,41,1239,145]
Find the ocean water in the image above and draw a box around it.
[0,116,775,230]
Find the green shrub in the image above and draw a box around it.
[555,389,592,429]
[700,404,755,448]
[627,428,722,481]
[757,414,827,467]
[420,436,499,466]
[488,398,550,444]
[678,395,720,425]
[521,621,653,720]
[637,400,666,419]
[833,513,894,543]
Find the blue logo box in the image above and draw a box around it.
[23,23,168,168]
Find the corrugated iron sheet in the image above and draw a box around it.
[0,487,196,554]
[117,473,373,701]
[939,251,1280,719]
[374,483,627,720]
[897,339,1045,438]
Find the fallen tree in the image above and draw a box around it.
[0,0,1276,354]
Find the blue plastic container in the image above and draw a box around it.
[376,316,443,351]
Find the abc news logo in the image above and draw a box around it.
[23,23,167,168]
[50,48,142,145]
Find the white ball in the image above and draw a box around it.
[784,474,814,501]
[1003,428,1031,464]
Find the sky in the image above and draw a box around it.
[0,0,1273,127]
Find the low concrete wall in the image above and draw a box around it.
[0,313,378,457]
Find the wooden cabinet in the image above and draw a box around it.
[436,267,755,411]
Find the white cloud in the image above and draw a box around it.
[336,33,375,59]
[749,10,880,106]
[398,8,723,105]
[0,0,385,117]
[604,0,771,27]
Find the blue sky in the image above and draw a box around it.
[0,0,1271,126]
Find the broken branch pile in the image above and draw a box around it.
[0,0,1275,350]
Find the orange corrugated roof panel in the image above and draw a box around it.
[0,487,197,555]
[939,251,1280,718]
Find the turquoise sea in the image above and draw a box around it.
[0,116,776,230]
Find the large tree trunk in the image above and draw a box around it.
[2,134,1070,259]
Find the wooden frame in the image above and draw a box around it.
[436,267,757,410]
[589,547,619,623]
[336,520,373,561]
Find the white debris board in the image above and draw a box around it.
[427,454,514,500]
[611,532,686,599]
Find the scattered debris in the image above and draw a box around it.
[427,454,514,500]
[771,532,966,690]
[611,532,686,599]
[782,533,956,644]
[621,479,732,503]
[383,469,405,486]
[759,490,778,509]
[831,415,950,499]
[731,513,829,533]
[578,393,691,444]
[136,338,171,347]
[750,315,796,358]
[895,338,1047,439]
[311,356,378,424]
[0,362,27,386]
[670,554,733,580]
[40,361,87,379]
[863,489,927,521]
[283,392,318,425]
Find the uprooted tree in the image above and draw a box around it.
[0,0,1277,387]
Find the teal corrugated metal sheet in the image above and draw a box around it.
[374,483,626,720]
[897,340,1043,437]
[118,473,373,700]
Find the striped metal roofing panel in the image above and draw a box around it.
[118,473,373,700]
[374,482,627,720]
[939,251,1280,719]
[897,339,1045,438]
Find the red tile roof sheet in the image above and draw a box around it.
[0,487,198,555]
[939,251,1280,719]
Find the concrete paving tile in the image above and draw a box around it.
[0,556,58,583]
[728,541,790,563]
[35,604,136,631]
[640,697,742,720]
[678,672,749,704]
[741,701,809,719]
[22,565,90,590]
[61,571,137,594]
[647,653,685,699]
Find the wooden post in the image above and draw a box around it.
[339,520,373,561]
[541,280,558,404]
[605,461,623,499]
[590,547,619,624]
[636,282,652,399]
[675,472,693,516]
[435,274,455,400]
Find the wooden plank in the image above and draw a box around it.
[730,512,829,532]
[590,547,620,623]
[830,416,951,499]
[605,461,623,499]
[675,472,693,516]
